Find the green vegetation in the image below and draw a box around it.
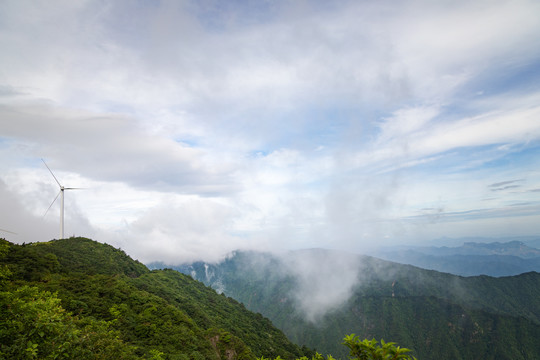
[1,285,139,359]
[342,335,415,360]
[0,238,311,360]
[256,334,416,360]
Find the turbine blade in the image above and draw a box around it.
[41,158,62,187]
[43,190,61,218]
[0,228,17,235]
[63,187,85,190]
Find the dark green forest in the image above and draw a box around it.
[176,250,540,360]
[0,238,313,360]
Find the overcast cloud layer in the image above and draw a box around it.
[1,0,540,263]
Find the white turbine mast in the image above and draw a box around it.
[42,159,82,239]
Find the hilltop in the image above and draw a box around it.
[0,238,310,360]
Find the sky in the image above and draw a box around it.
[1,0,540,264]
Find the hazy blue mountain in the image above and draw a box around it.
[372,240,540,276]
[423,236,540,248]
[155,249,540,359]
[403,240,540,257]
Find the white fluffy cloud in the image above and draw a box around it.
[1,0,540,262]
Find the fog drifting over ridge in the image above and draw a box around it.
[281,249,365,322]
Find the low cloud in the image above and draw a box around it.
[281,249,363,322]
[215,248,367,322]
[108,196,247,264]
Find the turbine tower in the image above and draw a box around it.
[42,159,81,239]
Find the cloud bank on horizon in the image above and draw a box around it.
[1,0,540,263]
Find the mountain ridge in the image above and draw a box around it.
[163,248,540,359]
[371,240,540,276]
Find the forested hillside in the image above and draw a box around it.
[0,238,311,360]
[172,249,540,360]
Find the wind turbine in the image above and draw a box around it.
[42,159,82,239]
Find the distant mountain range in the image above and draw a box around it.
[160,248,540,359]
[414,236,540,249]
[370,240,540,276]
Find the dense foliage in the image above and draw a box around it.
[176,250,540,359]
[256,335,416,360]
[0,238,311,360]
[342,335,416,360]
[1,285,139,359]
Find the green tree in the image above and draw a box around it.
[257,335,415,360]
[343,334,416,360]
[0,285,138,359]
[0,239,11,285]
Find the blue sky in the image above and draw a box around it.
[1,0,540,263]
